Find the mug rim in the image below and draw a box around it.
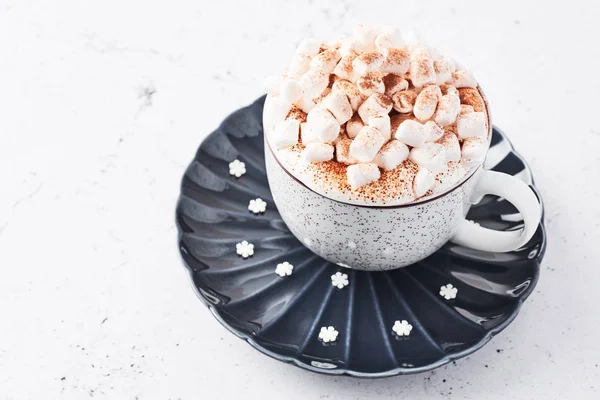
[264,86,492,209]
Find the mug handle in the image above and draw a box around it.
[451,170,542,252]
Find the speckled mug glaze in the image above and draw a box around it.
[265,146,481,271]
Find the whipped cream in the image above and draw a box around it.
[263,25,490,206]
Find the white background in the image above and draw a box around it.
[1,0,599,399]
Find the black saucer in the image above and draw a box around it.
[176,96,545,377]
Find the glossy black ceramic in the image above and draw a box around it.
[175,96,545,377]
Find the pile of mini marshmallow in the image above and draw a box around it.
[265,25,489,197]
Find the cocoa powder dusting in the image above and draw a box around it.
[360,51,384,64]
[386,48,410,66]
[328,74,336,88]
[286,105,307,123]
[313,161,351,192]
[358,72,381,91]
[439,84,454,95]
[350,160,418,203]
[458,88,485,112]
[383,73,403,89]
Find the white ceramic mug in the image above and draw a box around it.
[263,97,542,271]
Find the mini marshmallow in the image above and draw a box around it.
[413,168,435,197]
[460,104,475,115]
[357,72,385,96]
[346,114,365,138]
[461,137,488,167]
[380,48,411,74]
[263,95,292,128]
[335,137,358,165]
[300,122,319,145]
[303,142,334,162]
[332,79,364,111]
[299,69,329,99]
[374,140,409,170]
[452,70,477,88]
[288,53,311,79]
[368,112,391,141]
[264,75,283,95]
[322,90,353,124]
[437,132,461,162]
[409,48,436,88]
[350,126,386,162]
[280,78,303,103]
[295,38,321,57]
[409,142,447,174]
[306,106,340,143]
[424,121,444,142]
[352,51,384,75]
[414,85,442,121]
[347,163,381,189]
[392,90,417,113]
[333,49,359,81]
[383,74,409,97]
[357,93,393,122]
[457,111,487,139]
[271,119,300,149]
[298,96,316,114]
[434,92,460,126]
[354,24,378,49]
[395,119,429,147]
[310,48,341,74]
[434,56,456,85]
[374,27,404,51]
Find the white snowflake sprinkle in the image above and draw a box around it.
[331,272,349,289]
[347,240,357,249]
[229,159,246,178]
[318,326,339,343]
[248,198,267,214]
[439,284,458,300]
[275,262,294,277]
[303,237,313,246]
[236,240,254,258]
[392,320,413,337]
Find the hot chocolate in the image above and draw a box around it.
[263,25,491,206]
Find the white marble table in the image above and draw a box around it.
[1,0,599,398]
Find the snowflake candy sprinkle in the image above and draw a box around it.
[236,240,254,258]
[275,261,294,277]
[331,272,349,289]
[392,320,413,337]
[229,159,246,178]
[318,326,339,343]
[439,283,458,300]
[248,198,267,214]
